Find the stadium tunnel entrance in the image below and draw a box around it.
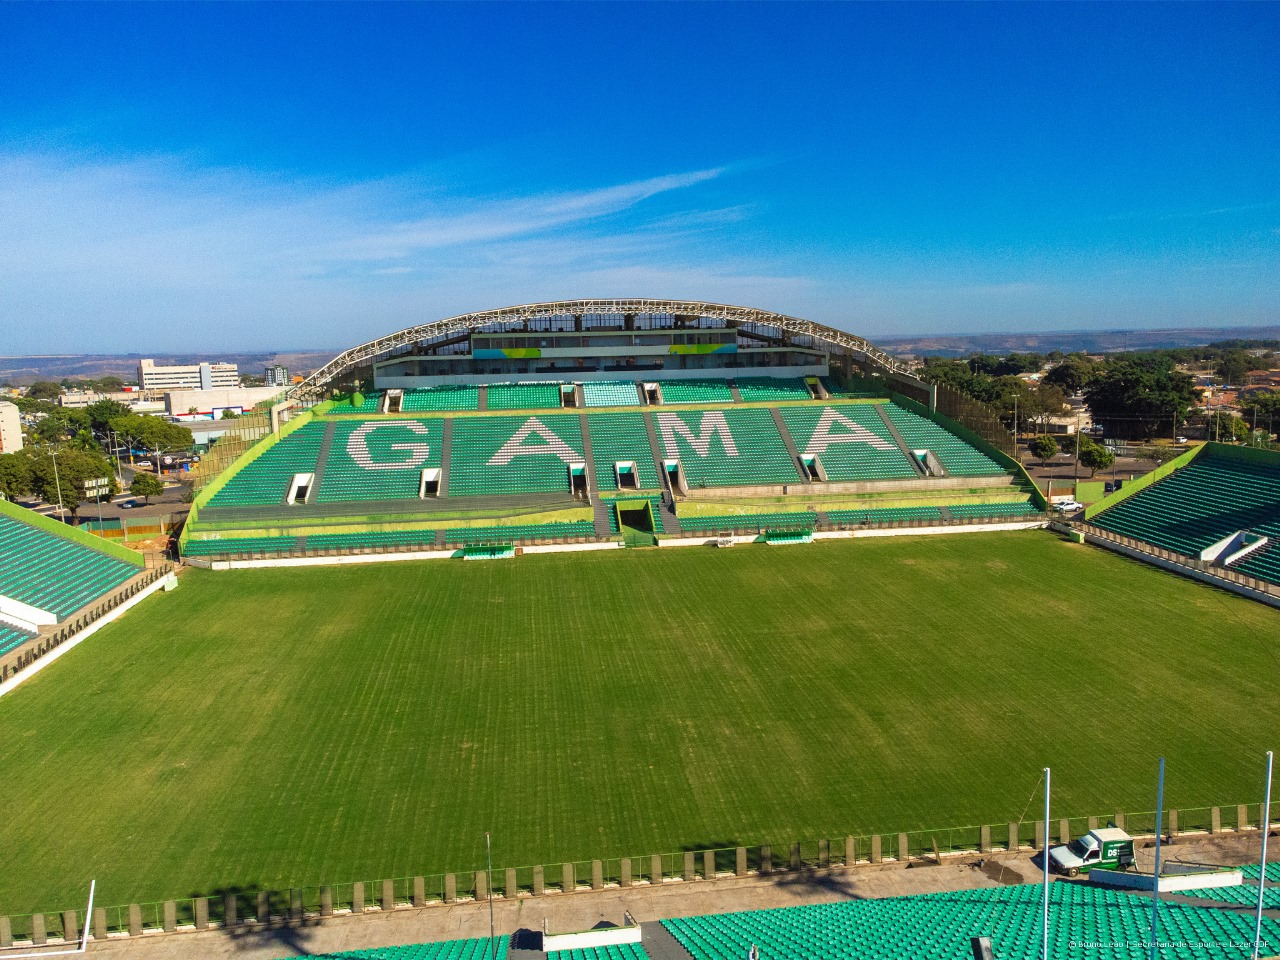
[615,499,656,546]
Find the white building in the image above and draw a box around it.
[265,364,290,387]
[0,401,22,453]
[164,386,281,420]
[138,358,239,392]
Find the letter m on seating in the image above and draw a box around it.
[656,411,738,459]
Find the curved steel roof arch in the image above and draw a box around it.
[287,299,911,401]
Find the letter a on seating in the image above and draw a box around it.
[489,417,582,466]
[804,408,896,455]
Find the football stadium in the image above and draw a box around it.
[1,300,1277,958]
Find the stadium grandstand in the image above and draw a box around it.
[0,498,171,685]
[1083,443,1280,592]
[286,881,1280,960]
[180,300,1046,562]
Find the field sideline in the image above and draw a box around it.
[0,530,1276,915]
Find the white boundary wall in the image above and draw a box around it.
[1090,867,1244,893]
[542,925,642,952]
[0,572,177,698]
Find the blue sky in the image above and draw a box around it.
[1,3,1278,353]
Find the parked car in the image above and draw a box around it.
[1053,499,1084,513]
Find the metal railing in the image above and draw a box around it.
[3,800,1268,944]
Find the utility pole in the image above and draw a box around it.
[50,447,65,521]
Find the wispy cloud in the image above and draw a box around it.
[0,151,808,351]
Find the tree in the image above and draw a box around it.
[85,399,131,433]
[1043,354,1099,395]
[220,408,240,420]
[110,414,194,463]
[1083,357,1199,440]
[0,453,32,500]
[129,472,165,504]
[1077,436,1115,478]
[29,449,117,519]
[25,381,62,401]
[1028,434,1059,466]
[1215,349,1252,386]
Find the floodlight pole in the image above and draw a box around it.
[1149,757,1165,960]
[486,831,495,960]
[1254,750,1273,960]
[1042,766,1050,960]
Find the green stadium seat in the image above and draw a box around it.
[400,386,480,413]
[581,381,642,407]
[0,513,142,620]
[654,408,800,487]
[317,420,443,503]
[208,422,329,507]
[1092,451,1280,588]
[0,622,37,656]
[659,380,735,404]
[487,383,564,410]
[779,405,918,482]
[183,535,298,558]
[733,377,813,402]
[587,413,662,491]
[881,404,1007,477]
[449,414,586,497]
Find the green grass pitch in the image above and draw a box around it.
[1,530,1277,915]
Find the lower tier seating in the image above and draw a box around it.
[184,536,298,557]
[547,945,649,960]
[679,511,817,532]
[317,420,443,502]
[826,506,942,525]
[655,408,799,487]
[293,934,510,960]
[881,404,1007,476]
[304,529,437,551]
[0,513,142,620]
[443,521,595,544]
[449,414,586,497]
[208,421,329,507]
[948,500,1043,520]
[588,413,661,491]
[779,405,917,481]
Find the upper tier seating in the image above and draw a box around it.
[663,879,1279,960]
[821,376,882,399]
[487,383,563,410]
[317,420,443,502]
[343,392,383,414]
[449,414,586,497]
[400,386,480,412]
[587,413,662,491]
[208,422,329,507]
[881,404,1007,476]
[1091,450,1280,585]
[0,621,37,656]
[581,381,642,407]
[654,408,800,487]
[659,379,735,404]
[0,513,141,619]
[778,405,918,481]
[734,377,812,402]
